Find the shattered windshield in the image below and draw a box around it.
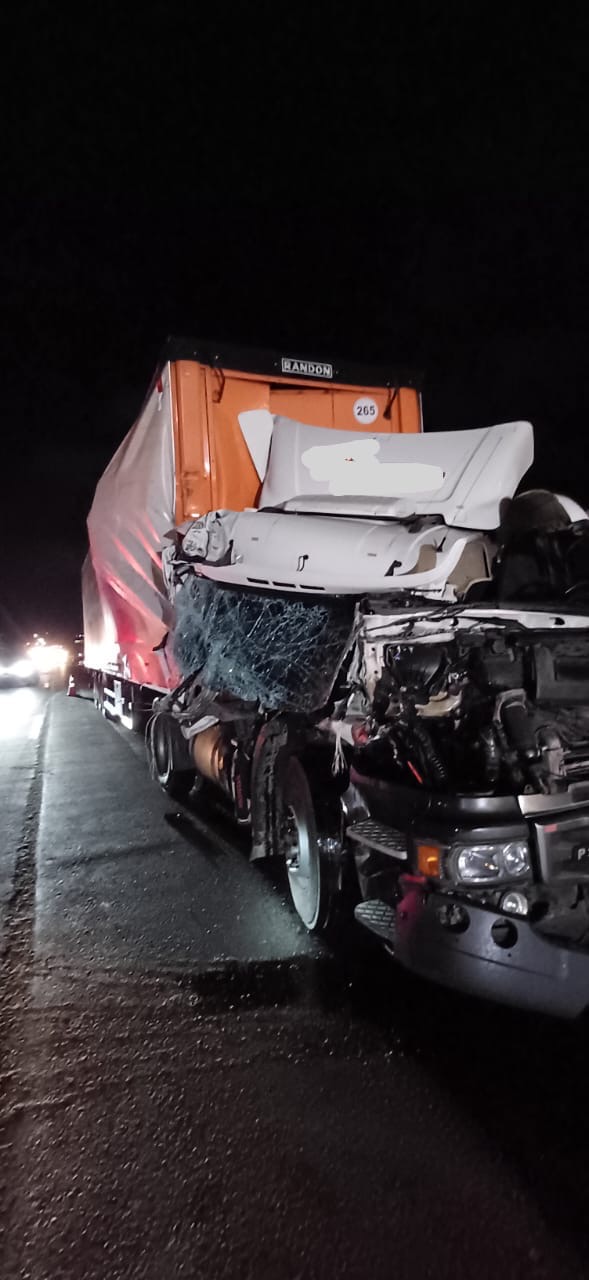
[173,577,356,712]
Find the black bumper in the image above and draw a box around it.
[395,886,589,1019]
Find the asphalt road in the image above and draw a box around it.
[2,688,589,1279]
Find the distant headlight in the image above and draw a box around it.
[10,659,35,679]
[29,645,69,673]
[451,840,531,885]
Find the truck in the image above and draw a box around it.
[84,337,589,1017]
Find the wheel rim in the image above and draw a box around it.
[283,797,321,930]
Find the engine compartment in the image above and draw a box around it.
[347,624,589,798]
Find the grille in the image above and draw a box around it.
[535,812,589,883]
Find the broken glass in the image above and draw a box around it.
[172,576,355,712]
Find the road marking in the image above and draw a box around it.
[29,714,44,740]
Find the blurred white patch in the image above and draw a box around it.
[0,689,39,740]
[301,438,445,497]
[29,713,44,740]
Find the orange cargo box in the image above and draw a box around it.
[169,341,422,523]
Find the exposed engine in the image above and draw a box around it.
[344,620,589,798]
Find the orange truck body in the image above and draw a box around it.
[84,341,422,692]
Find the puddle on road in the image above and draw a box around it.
[166,934,419,1033]
[172,953,341,1011]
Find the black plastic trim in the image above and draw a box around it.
[350,769,525,830]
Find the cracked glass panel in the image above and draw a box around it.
[172,577,355,711]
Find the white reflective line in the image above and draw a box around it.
[29,713,44,740]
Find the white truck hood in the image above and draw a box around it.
[190,509,490,598]
[238,414,534,530]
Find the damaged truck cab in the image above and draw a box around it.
[84,340,589,1017]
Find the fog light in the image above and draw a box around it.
[500,890,529,917]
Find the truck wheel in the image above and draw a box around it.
[278,756,337,933]
[149,713,196,801]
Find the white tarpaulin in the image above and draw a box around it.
[84,365,178,688]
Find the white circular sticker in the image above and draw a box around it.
[353,396,378,424]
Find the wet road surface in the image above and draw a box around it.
[2,689,589,1278]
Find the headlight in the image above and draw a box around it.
[10,659,35,679]
[452,840,531,885]
[29,644,68,673]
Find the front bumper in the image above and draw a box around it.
[395,886,589,1019]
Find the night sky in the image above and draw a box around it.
[1,7,588,639]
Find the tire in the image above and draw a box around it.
[277,755,340,933]
[149,712,196,801]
